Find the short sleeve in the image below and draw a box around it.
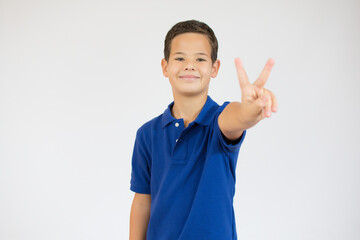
[214,102,246,153]
[130,128,151,194]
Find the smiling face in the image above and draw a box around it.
[161,33,220,97]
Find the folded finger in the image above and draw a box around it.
[265,95,272,118]
[271,91,278,112]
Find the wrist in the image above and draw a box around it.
[238,102,262,128]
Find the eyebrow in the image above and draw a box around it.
[174,52,209,57]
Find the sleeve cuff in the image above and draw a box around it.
[130,184,151,194]
[215,111,247,153]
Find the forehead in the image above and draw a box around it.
[170,33,211,55]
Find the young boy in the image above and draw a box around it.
[129,20,277,240]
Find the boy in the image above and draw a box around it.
[129,20,277,240]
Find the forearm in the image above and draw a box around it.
[225,101,263,130]
[129,201,151,240]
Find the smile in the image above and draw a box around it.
[179,75,200,81]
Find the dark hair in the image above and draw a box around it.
[164,20,218,64]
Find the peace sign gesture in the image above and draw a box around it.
[234,58,278,121]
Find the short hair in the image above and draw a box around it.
[164,20,218,64]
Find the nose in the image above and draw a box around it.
[184,61,196,71]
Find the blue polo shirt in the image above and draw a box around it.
[130,95,246,240]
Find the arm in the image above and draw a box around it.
[218,58,278,141]
[129,193,152,240]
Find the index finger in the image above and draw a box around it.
[254,58,275,89]
[234,58,250,90]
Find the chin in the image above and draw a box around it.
[175,87,207,97]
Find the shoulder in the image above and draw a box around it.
[136,112,163,139]
[132,113,163,157]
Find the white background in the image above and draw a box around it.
[1,0,359,239]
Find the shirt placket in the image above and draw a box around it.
[171,119,188,165]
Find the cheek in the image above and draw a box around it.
[169,65,180,74]
[201,66,213,76]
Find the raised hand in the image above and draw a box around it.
[234,58,278,121]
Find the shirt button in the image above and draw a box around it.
[175,122,179,127]
[176,139,178,142]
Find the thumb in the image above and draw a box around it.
[254,95,268,109]
[254,95,270,119]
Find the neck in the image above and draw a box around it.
[171,92,208,128]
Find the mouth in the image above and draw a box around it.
[178,75,200,82]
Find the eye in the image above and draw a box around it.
[197,58,206,62]
[175,57,184,61]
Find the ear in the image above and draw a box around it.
[161,58,168,77]
[211,59,220,78]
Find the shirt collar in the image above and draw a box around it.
[161,95,219,129]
